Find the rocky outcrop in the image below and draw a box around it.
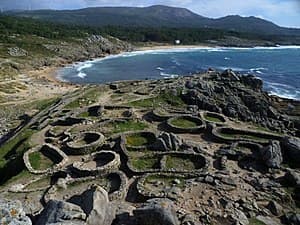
[37,186,115,225]
[154,132,183,151]
[133,198,179,225]
[0,199,32,225]
[261,140,283,168]
[36,200,86,225]
[8,47,28,57]
[281,136,300,165]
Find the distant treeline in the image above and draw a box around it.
[0,15,296,44]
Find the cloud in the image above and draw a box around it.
[0,0,299,27]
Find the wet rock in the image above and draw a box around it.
[221,69,240,81]
[0,199,32,225]
[241,74,263,91]
[133,198,179,225]
[262,140,282,168]
[267,200,283,216]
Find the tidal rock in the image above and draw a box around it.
[133,198,179,225]
[281,136,300,165]
[241,74,263,91]
[221,69,240,81]
[262,140,283,168]
[0,199,32,225]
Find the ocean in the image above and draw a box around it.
[58,46,300,100]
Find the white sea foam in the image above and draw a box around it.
[224,57,231,60]
[156,67,164,71]
[77,72,87,78]
[160,72,179,78]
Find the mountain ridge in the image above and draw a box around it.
[5,5,300,36]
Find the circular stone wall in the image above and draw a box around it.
[66,132,105,155]
[72,151,121,176]
[166,115,205,133]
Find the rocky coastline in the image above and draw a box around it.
[0,66,299,225]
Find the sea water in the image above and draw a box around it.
[58,46,300,100]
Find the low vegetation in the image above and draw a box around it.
[170,118,198,128]
[129,91,185,108]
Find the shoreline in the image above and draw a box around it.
[40,44,300,101]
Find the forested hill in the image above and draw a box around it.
[6,5,300,37]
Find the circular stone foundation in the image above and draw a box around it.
[124,131,156,149]
[167,115,205,133]
[212,127,282,144]
[72,151,120,176]
[65,131,105,155]
[202,111,227,125]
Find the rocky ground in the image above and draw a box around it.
[0,69,299,225]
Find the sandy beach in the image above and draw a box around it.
[136,44,214,51]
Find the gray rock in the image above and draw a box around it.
[36,200,86,225]
[262,140,283,168]
[133,198,179,225]
[155,132,183,151]
[0,199,32,225]
[8,47,28,57]
[256,216,280,225]
[37,186,115,225]
[282,136,300,165]
[85,186,116,225]
[230,209,249,225]
[267,200,283,216]
[283,169,300,187]
[284,213,300,225]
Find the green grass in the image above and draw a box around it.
[29,97,60,111]
[165,155,195,171]
[28,151,54,170]
[109,120,148,134]
[0,129,34,167]
[204,115,223,123]
[64,88,102,109]
[126,135,149,146]
[128,91,185,108]
[220,133,268,142]
[170,118,198,128]
[249,218,267,225]
[131,156,160,170]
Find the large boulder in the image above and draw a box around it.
[36,200,86,225]
[0,199,32,225]
[261,140,283,168]
[85,186,116,225]
[281,136,300,165]
[37,186,115,225]
[133,198,179,225]
[154,132,183,151]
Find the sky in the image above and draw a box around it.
[0,0,299,28]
